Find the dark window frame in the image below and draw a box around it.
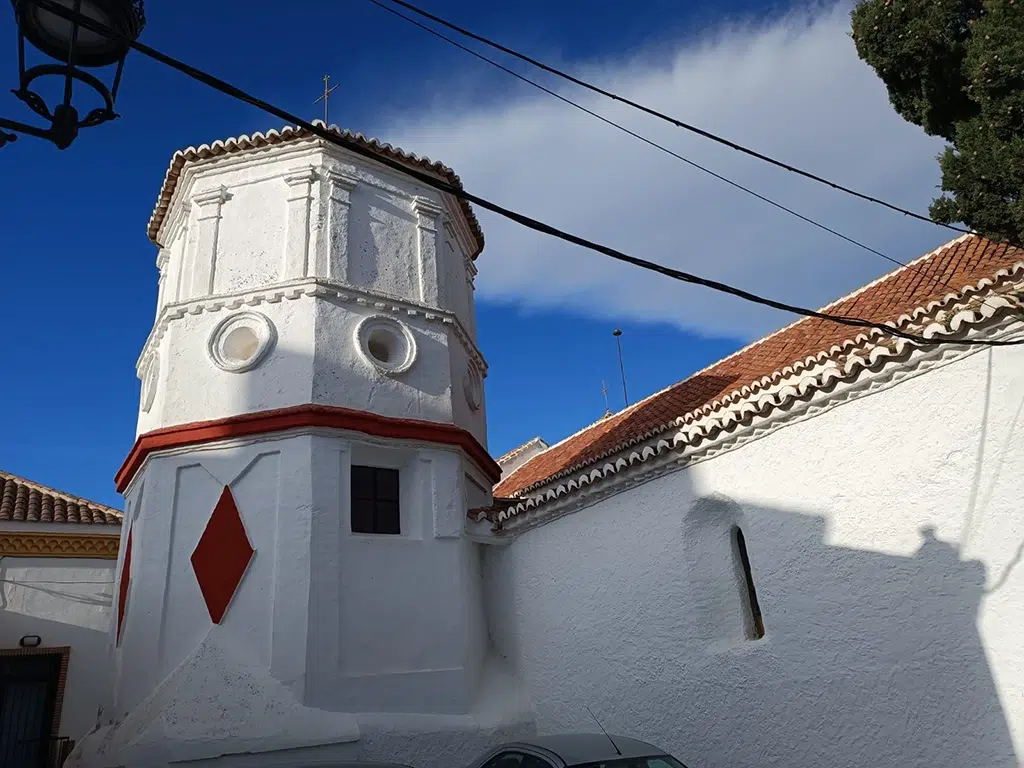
[350,465,401,535]
[733,526,765,639]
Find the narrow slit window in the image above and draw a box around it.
[734,526,765,639]
[351,465,401,535]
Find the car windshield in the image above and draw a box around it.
[575,756,689,768]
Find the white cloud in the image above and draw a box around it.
[379,2,952,339]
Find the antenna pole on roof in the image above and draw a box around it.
[585,705,623,757]
[613,329,629,407]
[314,74,340,124]
[601,380,612,417]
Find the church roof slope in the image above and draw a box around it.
[495,234,1024,499]
[147,121,485,257]
[0,470,123,526]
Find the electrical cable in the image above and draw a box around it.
[32,0,1024,348]
[377,0,982,239]
[367,0,1007,308]
[0,579,115,585]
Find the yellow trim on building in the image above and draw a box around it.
[0,532,120,559]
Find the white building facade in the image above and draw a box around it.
[483,236,1024,768]
[0,471,122,767]
[66,124,1024,768]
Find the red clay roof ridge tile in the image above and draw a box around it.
[0,469,123,526]
[497,241,973,496]
[496,388,675,495]
[494,234,1023,500]
[490,261,1024,527]
[810,232,975,312]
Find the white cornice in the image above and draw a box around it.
[191,185,232,207]
[283,166,319,188]
[136,278,488,378]
[487,268,1024,534]
[411,196,444,219]
[325,168,359,192]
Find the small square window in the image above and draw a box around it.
[351,466,401,534]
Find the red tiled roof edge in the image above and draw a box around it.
[147,122,485,257]
[0,470,123,526]
[495,235,1024,501]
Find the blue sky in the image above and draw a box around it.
[0,0,953,508]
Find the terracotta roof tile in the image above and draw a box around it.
[0,470,122,526]
[495,235,1024,498]
[148,122,485,258]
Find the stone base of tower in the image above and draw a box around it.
[66,629,534,768]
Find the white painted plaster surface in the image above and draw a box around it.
[0,553,115,741]
[97,430,531,768]
[67,628,360,768]
[153,144,478,339]
[81,134,521,768]
[485,342,1024,768]
[310,300,459,427]
[137,142,488,447]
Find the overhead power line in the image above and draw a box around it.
[34,0,1024,348]
[367,0,1004,308]
[377,0,976,238]
[370,1,895,266]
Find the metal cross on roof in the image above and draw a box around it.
[314,74,339,124]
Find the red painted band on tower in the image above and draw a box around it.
[115,404,501,493]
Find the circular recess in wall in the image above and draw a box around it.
[140,353,160,413]
[463,361,483,411]
[355,314,417,375]
[208,311,277,373]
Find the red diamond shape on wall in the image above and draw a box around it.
[191,486,255,624]
[116,528,133,645]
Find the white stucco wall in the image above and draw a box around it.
[137,140,487,444]
[0,545,115,742]
[103,429,529,767]
[486,342,1024,768]
[138,293,485,440]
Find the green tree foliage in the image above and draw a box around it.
[851,0,1023,244]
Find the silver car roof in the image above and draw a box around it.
[510,734,666,766]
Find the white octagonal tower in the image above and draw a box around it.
[70,124,533,768]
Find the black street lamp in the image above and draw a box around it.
[1,0,145,149]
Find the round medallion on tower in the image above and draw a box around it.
[207,311,277,373]
[355,314,418,375]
